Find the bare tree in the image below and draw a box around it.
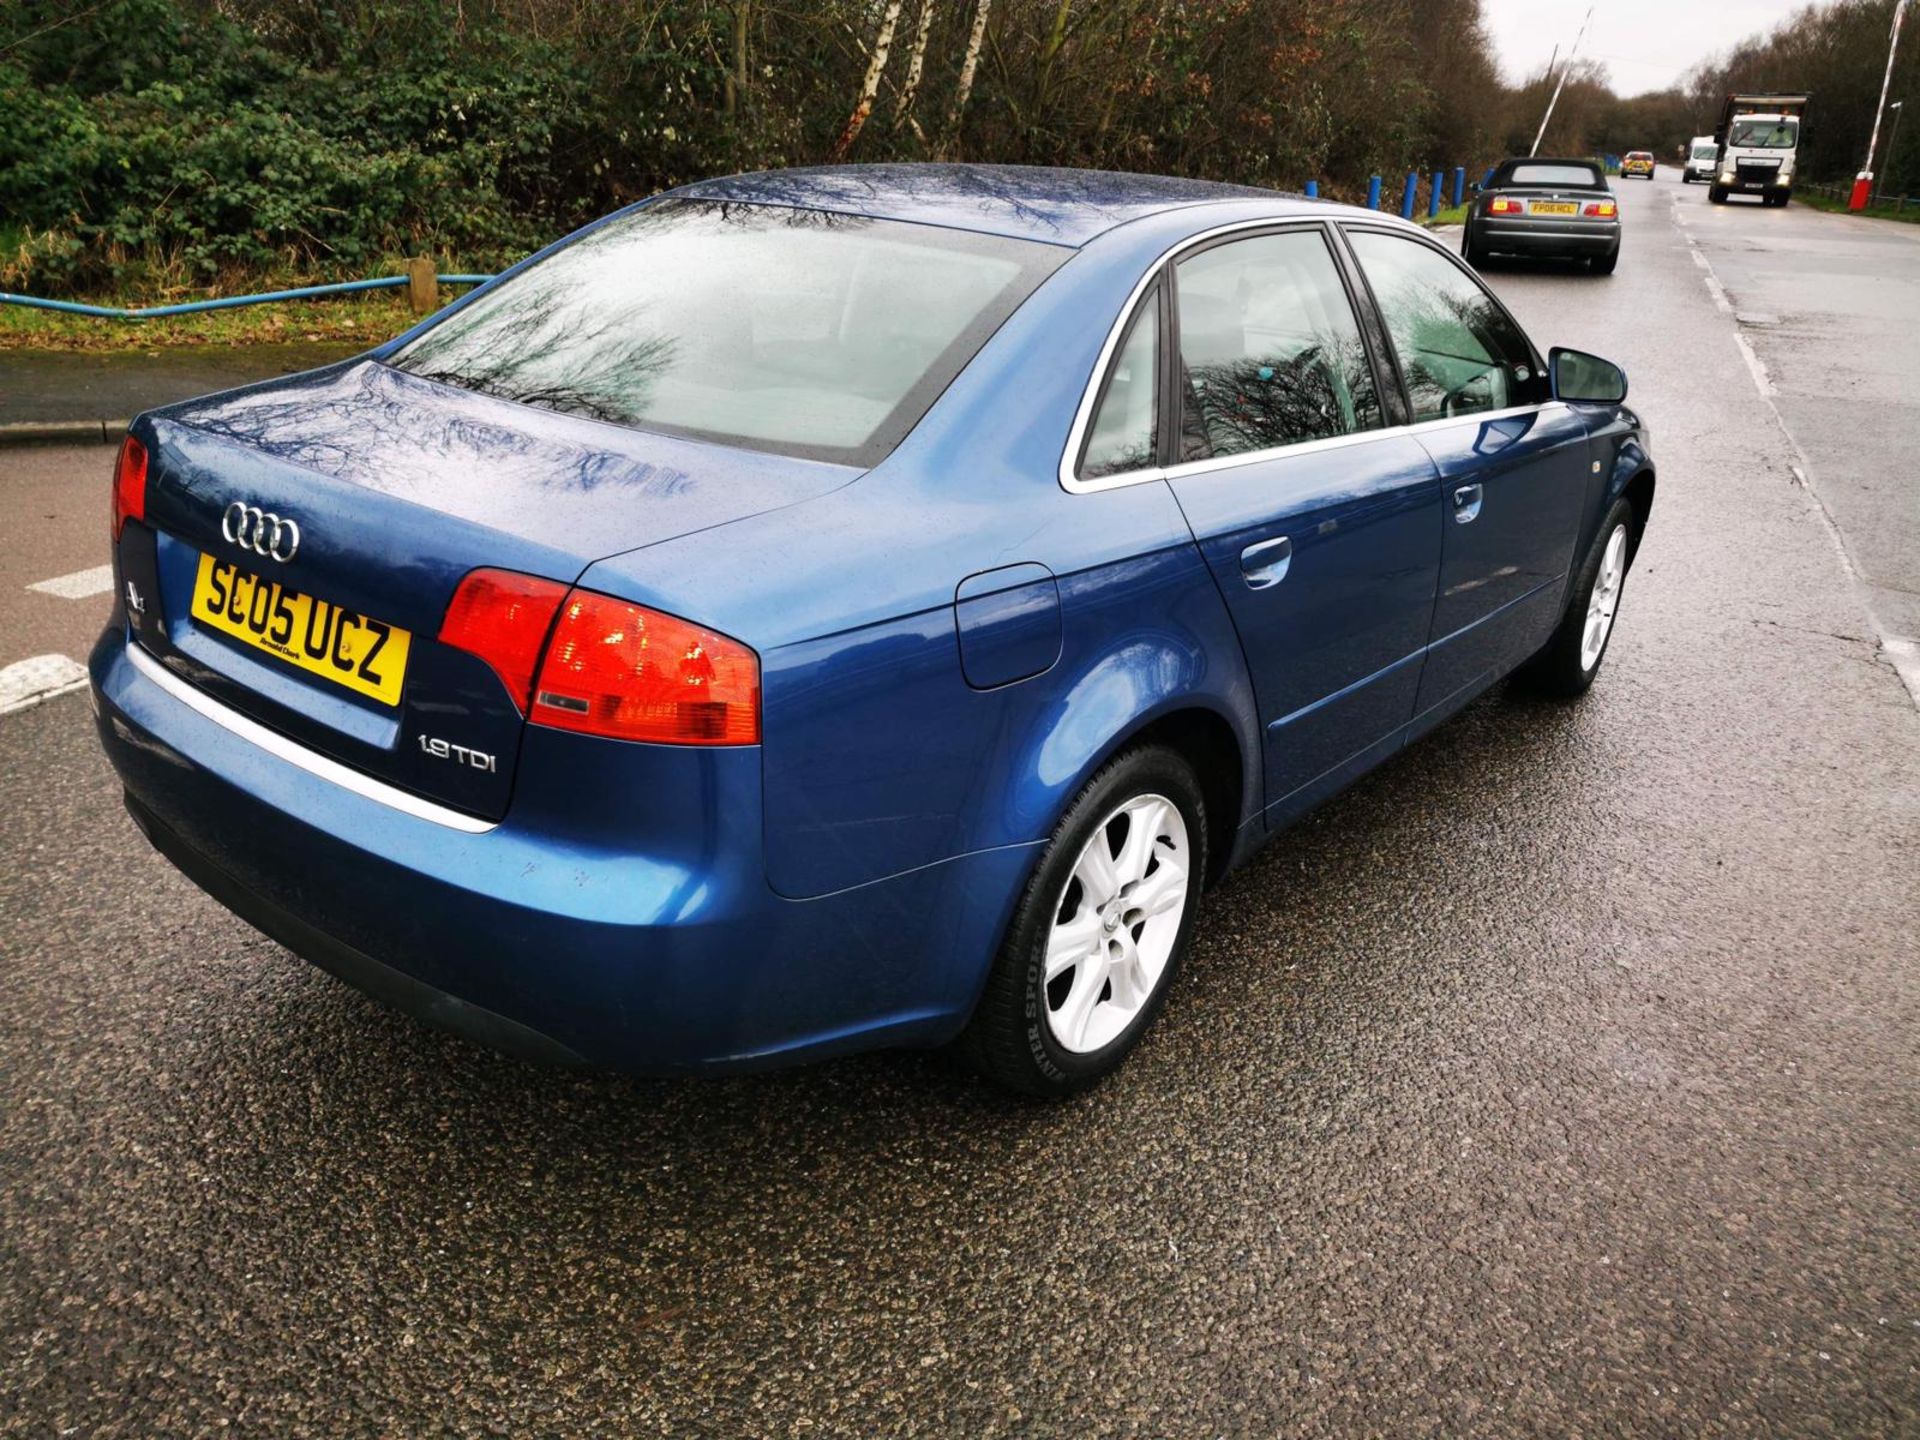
[724,1,749,118]
[892,0,937,143]
[940,0,993,156]
[832,0,906,158]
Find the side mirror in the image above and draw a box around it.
[1550,346,1628,404]
[1468,180,1482,196]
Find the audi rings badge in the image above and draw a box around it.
[221,501,301,563]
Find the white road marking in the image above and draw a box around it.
[0,654,89,716]
[1671,200,1920,710]
[27,564,114,600]
[1883,637,1920,708]
[1733,332,1777,397]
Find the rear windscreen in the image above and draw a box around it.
[389,200,1063,466]
[1501,163,1604,187]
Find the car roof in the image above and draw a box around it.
[1489,157,1609,185]
[670,163,1308,248]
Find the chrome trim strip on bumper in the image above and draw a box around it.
[125,642,498,835]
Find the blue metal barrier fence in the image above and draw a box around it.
[1307,168,1483,217]
[0,273,492,321]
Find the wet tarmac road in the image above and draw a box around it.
[2,174,1917,1436]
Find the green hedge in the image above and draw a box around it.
[2,0,1509,297]
[0,0,656,291]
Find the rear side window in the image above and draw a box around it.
[1080,286,1160,479]
[390,200,1062,466]
[1172,229,1382,462]
[1501,163,1604,187]
[1345,230,1544,423]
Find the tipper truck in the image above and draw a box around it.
[1709,92,1812,207]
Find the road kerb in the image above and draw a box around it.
[0,419,129,447]
[0,654,90,716]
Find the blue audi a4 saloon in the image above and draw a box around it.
[91,165,1653,1095]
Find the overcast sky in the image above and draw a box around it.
[1482,0,1810,96]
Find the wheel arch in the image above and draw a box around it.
[1079,703,1249,890]
[1616,462,1655,566]
[948,684,1259,1037]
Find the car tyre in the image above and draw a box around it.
[956,744,1209,1097]
[1515,497,1636,700]
[1463,224,1490,268]
[1708,186,1728,204]
[1591,246,1619,275]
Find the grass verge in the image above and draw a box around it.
[0,290,437,352]
[1793,190,1920,224]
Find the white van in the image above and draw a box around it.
[1683,136,1718,184]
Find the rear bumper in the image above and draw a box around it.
[1476,219,1620,256]
[91,629,1032,1073]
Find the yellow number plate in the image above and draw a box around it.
[1532,201,1580,215]
[190,552,411,707]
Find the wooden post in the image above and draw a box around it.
[407,257,439,316]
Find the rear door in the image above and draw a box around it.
[1144,224,1443,821]
[1342,226,1591,722]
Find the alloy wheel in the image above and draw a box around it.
[1581,522,1629,671]
[1042,793,1191,1054]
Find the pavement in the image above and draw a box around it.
[0,341,362,441]
[1,173,1916,1437]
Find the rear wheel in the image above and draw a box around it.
[1463,223,1490,268]
[1591,246,1619,276]
[1515,497,1634,699]
[957,745,1208,1097]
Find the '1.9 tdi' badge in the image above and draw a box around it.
[417,735,496,772]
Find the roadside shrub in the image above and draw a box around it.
[2,0,1521,298]
[0,0,606,291]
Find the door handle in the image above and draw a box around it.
[1240,535,1292,589]
[1452,483,1484,523]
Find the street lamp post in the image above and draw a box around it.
[1854,0,1910,209]
[1877,100,1906,207]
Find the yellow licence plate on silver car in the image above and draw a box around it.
[189,552,411,706]
[1532,201,1579,215]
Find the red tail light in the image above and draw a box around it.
[1489,197,1523,214]
[439,570,761,743]
[1585,200,1618,217]
[438,568,570,712]
[111,434,148,540]
[531,590,760,746]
